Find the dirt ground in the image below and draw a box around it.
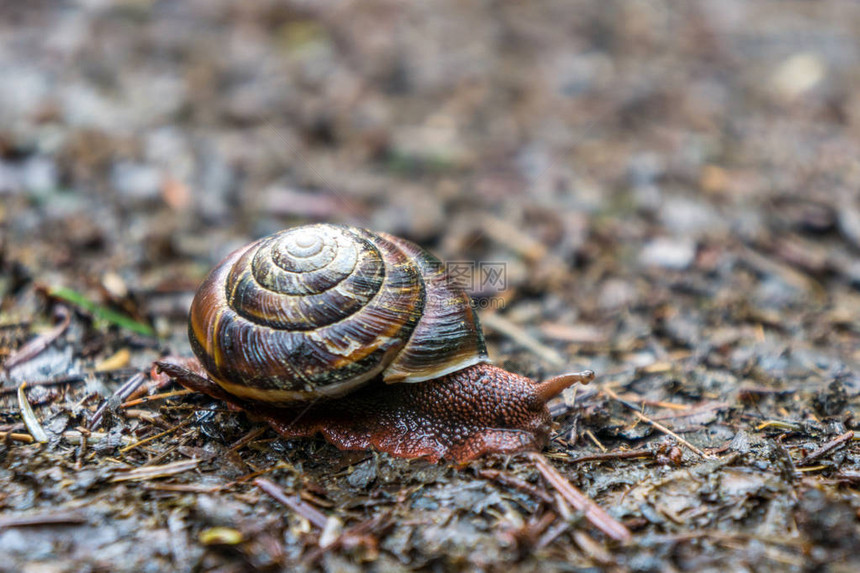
[2,1,860,571]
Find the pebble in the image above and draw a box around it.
[0,156,58,195]
[753,276,802,309]
[20,157,59,192]
[111,162,162,200]
[0,66,52,125]
[770,53,825,100]
[659,196,726,237]
[0,160,19,195]
[640,237,696,270]
[598,278,637,310]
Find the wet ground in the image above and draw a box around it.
[1,1,859,571]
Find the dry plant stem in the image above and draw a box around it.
[796,431,854,466]
[0,431,35,443]
[537,519,571,549]
[528,452,632,543]
[651,401,728,421]
[110,459,201,483]
[17,383,49,443]
[0,510,87,529]
[584,429,607,451]
[602,386,708,459]
[62,430,135,445]
[566,448,654,464]
[0,374,86,395]
[227,426,268,452]
[477,469,555,505]
[143,483,222,494]
[90,372,147,430]
[120,389,194,408]
[656,529,806,548]
[255,477,328,529]
[119,415,194,453]
[229,463,282,486]
[616,394,690,410]
[756,420,804,432]
[572,529,614,565]
[302,512,390,565]
[2,306,71,371]
[527,511,558,540]
[480,312,565,367]
[480,214,549,262]
[631,410,708,459]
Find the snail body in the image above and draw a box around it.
[158,223,593,462]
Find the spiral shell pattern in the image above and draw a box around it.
[189,224,488,403]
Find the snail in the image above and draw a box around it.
[156,223,594,462]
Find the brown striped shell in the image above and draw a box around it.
[188,224,489,404]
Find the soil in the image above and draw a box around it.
[1,1,859,572]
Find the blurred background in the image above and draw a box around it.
[2,2,860,570]
[4,0,860,374]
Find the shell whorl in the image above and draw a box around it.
[188,224,489,403]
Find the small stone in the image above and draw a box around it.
[20,157,58,192]
[598,278,637,310]
[660,197,725,236]
[771,53,825,100]
[640,237,696,270]
[110,162,162,200]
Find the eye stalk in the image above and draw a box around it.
[536,370,595,403]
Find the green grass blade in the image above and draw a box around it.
[47,286,157,337]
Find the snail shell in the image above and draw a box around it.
[188,223,489,403]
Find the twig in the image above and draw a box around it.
[796,465,827,473]
[303,512,391,564]
[832,469,860,484]
[118,415,194,453]
[651,401,729,421]
[0,374,86,395]
[75,430,88,470]
[110,459,201,482]
[755,420,804,432]
[654,529,806,548]
[230,463,284,486]
[584,429,607,452]
[528,452,632,543]
[17,383,49,443]
[227,426,268,452]
[0,510,87,529]
[603,386,708,459]
[796,431,854,466]
[738,246,821,298]
[507,511,556,550]
[565,448,654,464]
[90,372,147,430]
[480,214,549,262]
[572,529,614,565]
[0,431,35,443]
[478,469,555,504]
[536,518,570,549]
[631,410,708,459]
[62,429,135,445]
[2,306,71,371]
[143,483,222,494]
[120,389,194,408]
[480,312,565,367]
[614,393,691,411]
[255,477,328,529]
